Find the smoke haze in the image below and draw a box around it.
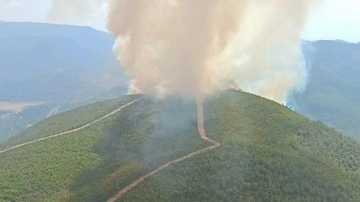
[48,0,107,25]
[106,0,318,102]
[222,1,319,102]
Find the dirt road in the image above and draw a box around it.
[0,98,142,155]
[107,98,220,202]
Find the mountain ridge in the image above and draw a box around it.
[0,90,359,201]
[0,21,128,141]
[2,21,360,143]
[292,39,360,138]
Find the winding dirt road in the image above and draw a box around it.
[107,98,220,202]
[0,98,142,155]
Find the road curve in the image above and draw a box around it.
[107,98,220,202]
[0,98,142,155]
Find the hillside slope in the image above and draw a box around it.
[0,90,359,201]
[122,90,360,201]
[292,40,360,139]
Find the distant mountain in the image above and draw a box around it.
[290,40,360,139]
[0,22,127,101]
[1,22,359,143]
[0,22,128,141]
[0,90,359,201]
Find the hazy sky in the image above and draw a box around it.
[302,0,360,42]
[0,0,359,42]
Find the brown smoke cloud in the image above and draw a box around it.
[107,0,319,102]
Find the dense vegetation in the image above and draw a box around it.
[0,96,206,201]
[121,90,360,201]
[0,95,140,149]
[0,127,102,201]
[0,90,359,201]
[66,97,208,201]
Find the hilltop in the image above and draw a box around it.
[1,22,359,147]
[0,90,359,201]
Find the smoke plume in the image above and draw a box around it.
[107,0,318,102]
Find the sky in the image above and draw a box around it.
[302,0,360,42]
[0,0,359,43]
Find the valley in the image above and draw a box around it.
[0,98,141,154]
[0,101,44,113]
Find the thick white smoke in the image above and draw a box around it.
[107,0,319,102]
[49,0,319,102]
[216,1,318,102]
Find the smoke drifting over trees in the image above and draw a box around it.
[50,0,319,102]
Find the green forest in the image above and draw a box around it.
[0,90,359,201]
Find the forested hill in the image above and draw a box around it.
[0,90,359,201]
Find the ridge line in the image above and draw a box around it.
[0,98,142,155]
